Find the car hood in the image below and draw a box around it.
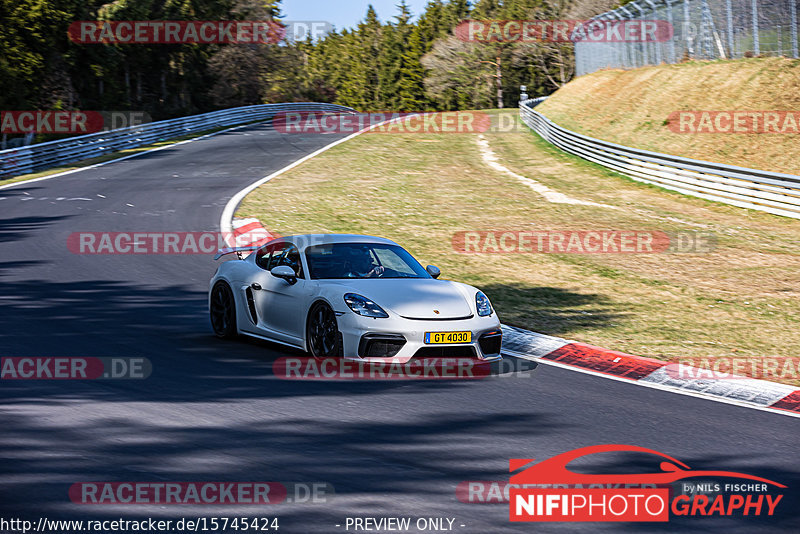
[330,278,474,319]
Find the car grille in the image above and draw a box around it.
[478,330,503,356]
[359,334,406,358]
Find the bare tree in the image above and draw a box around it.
[422,36,498,109]
[510,0,619,90]
[208,46,269,106]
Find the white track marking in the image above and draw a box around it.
[504,349,799,418]
[219,115,412,237]
[503,349,800,418]
[476,135,615,208]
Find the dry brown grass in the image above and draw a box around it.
[536,58,800,175]
[237,110,800,385]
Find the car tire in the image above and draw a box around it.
[210,281,238,339]
[306,301,342,359]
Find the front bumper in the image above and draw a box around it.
[336,311,503,363]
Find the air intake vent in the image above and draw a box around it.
[478,330,502,356]
[245,287,258,324]
[358,334,406,358]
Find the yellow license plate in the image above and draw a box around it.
[424,331,472,344]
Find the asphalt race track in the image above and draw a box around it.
[0,123,798,533]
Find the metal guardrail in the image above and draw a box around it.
[0,102,355,178]
[520,97,800,219]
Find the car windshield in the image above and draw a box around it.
[305,243,431,280]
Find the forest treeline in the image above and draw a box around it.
[0,0,618,122]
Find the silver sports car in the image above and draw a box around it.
[210,234,502,363]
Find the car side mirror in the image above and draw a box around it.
[271,265,297,285]
[426,265,441,279]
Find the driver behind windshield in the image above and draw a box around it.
[345,248,385,278]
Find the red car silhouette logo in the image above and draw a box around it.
[510,444,785,487]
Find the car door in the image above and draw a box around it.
[237,242,280,336]
[251,242,313,344]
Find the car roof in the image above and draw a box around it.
[273,234,399,250]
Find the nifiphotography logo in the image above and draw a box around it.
[509,445,785,523]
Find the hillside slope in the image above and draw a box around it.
[535,58,800,175]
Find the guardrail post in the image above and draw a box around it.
[684,0,693,59]
[700,0,714,59]
[792,0,798,59]
[644,0,662,64]
[619,6,637,67]
[725,0,735,57]
[751,0,759,55]
[665,0,676,63]
[632,3,647,65]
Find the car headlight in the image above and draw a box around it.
[476,291,493,317]
[344,293,389,318]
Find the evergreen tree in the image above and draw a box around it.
[335,29,372,109]
[470,0,501,18]
[357,6,383,107]
[417,0,448,46]
[376,1,413,109]
[397,25,429,110]
[443,0,471,28]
